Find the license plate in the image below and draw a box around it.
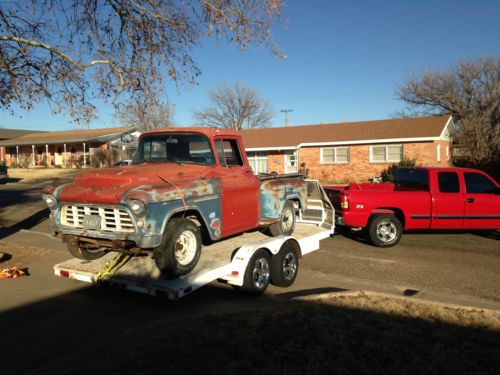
[82,214,101,230]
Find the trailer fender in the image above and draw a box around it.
[224,236,301,286]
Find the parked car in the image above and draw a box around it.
[325,167,499,247]
[0,164,8,183]
[42,128,312,278]
[113,160,132,166]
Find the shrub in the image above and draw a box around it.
[380,158,417,182]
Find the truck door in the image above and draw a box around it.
[431,171,465,229]
[463,171,500,229]
[214,138,260,236]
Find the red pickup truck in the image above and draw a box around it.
[325,167,499,247]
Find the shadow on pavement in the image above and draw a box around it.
[0,282,498,374]
[0,207,50,240]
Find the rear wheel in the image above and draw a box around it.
[367,214,402,247]
[67,242,106,260]
[154,218,202,279]
[270,240,300,287]
[269,200,296,237]
[238,249,271,296]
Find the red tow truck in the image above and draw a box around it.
[325,167,499,247]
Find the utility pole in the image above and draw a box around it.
[280,108,293,127]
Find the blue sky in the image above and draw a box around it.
[1,0,499,131]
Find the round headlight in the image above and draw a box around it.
[42,194,57,210]
[128,199,146,217]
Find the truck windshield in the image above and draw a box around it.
[133,133,215,166]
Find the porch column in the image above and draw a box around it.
[83,142,86,166]
[16,146,19,165]
[63,144,67,166]
[32,145,35,167]
[45,144,49,166]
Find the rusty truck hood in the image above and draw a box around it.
[58,163,213,204]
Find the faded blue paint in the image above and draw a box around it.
[259,178,307,219]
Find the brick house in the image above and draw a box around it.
[0,127,137,168]
[240,115,454,183]
[0,128,43,163]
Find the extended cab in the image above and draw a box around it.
[43,128,309,278]
[326,167,499,247]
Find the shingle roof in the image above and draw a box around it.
[240,115,451,149]
[0,128,42,140]
[0,126,134,146]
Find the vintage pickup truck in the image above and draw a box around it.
[42,128,309,278]
[325,167,499,247]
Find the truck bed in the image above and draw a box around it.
[54,223,331,299]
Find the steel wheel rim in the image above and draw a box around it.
[282,252,297,281]
[376,220,397,243]
[252,257,270,289]
[281,206,295,233]
[175,230,197,265]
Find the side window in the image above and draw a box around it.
[215,139,243,167]
[464,172,497,194]
[438,172,460,193]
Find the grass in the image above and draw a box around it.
[33,292,500,374]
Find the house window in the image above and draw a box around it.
[321,147,349,164]
[247,151,268,174]
[370,144,402,163]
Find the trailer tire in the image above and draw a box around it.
[154,218,202,279]
[269,200,296,237]
[238,249,271,296]
[67,242,106,260]
[270,240,300,287]
[367,214,402,247]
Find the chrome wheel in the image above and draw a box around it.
[252,257,270,289]
[376,220,397,243]
[175,230,198,265]
[282,252,297,281]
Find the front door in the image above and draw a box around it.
[285,150,298,174]
[463,171,500,229]
[214,138,260,237]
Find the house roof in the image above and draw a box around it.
[0,128,43,140]
[240,115,452,150]
[0,126,134,146]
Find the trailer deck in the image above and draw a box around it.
[54,223,332,299]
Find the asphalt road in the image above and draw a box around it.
[0,178,499,373]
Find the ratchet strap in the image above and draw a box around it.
[95,253,131,282]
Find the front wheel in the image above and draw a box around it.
[367,214,403,247]
[67,242,106,260]
[269,200,296,237]
[154,218,202,279]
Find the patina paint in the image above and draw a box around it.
[260,177,307,219]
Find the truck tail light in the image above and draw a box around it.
[340,194,349,210]
[60,270,70,278]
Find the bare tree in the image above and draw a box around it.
[0,1,284,123]
[117,99,175,131]
[397,57,500,174]
[193,83,274,129]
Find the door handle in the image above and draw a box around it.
[466,198,474,203]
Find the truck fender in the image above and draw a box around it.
[371,209,396,215]
[160,206,220,241]
[369,208,406,228]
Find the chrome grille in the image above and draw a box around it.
[61,205,134,233]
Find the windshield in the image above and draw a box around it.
[133,133,215,166]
